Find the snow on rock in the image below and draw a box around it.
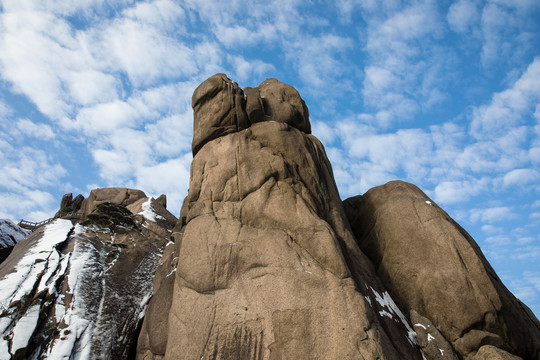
[0,209,174,360]
[0,219,73,358]
[0,219,29,250]
[370,287,418,345]
[138,198,165,222]
[10,305,40,355]
[0,219,72,307]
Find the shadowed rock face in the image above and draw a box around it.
[137,75,422,359]
[343,181,540,360]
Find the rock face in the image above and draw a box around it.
[54,193,85,218]
[343,181,540,360]
[0,219,29,264]
[0,189,176,360]
[137,74,422,359]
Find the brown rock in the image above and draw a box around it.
[0,190,177,359]
[470,345,523,360]
[343,180,540,359]
[256,78,311,133]
[77,187,147,219]
[191,73,249,155]
[155,194,167,209]
[137,76,422,359]
[410,309,459,360]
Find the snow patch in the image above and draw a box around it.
[139,199,165,222]
[425,201,432,205]
[427,333,435,342]
[10,304,40,355]
[370,287,418,345]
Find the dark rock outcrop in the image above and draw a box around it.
[0,190,176,359]
[0,219,29,264]
[343,181,540,360]
[137,75,422,360]
[54,193,85,218]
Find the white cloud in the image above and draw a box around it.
[470,206,516,223]
[0,190,56,222]
[124,0,186,31]
[433,178,490,205]
[75,100,139,135]
[447,0,480,33]
[470,57,540,139]
[134,154,192,216]
[503,168,540,187]
[14,119,55,140]
[0,145,66,192]
[227,55,276,82]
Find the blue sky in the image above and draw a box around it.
[1,0,539,316]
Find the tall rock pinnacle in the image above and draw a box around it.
[137,74,422,359]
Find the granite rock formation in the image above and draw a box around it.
[2,74,539,360]
[0,189,176,359]
[344,181,540,359]
[137,74,423,360]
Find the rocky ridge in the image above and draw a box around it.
[0,188,176,359]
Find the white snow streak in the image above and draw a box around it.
[139,199,165,222]
[0,219,72,306]
[10,305,40,355]
[370,287,418,345]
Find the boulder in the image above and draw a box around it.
[192,73,250,155]
[256,78,311,133]
[343,180,540,360]
[77,187,147,219]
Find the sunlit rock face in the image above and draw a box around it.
[343,181,540,360]
[0,190,176,360]
[137,74,422,360]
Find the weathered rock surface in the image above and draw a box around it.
[0,190,176,360]
[137,75,422,360]
[343,181,540,360]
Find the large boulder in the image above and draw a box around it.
[137,75,422,360]
[192,73,250,156]
[343,181,540,360]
